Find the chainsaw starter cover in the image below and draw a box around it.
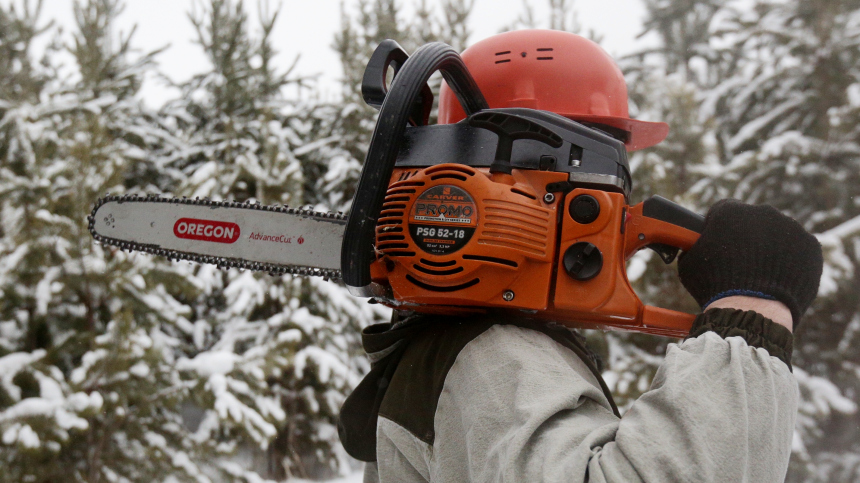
[408,185,478,255]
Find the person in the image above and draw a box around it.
[338,30,824,483]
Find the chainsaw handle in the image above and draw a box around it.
[361,40,409,109]
[343,42,489,294]
[625,196,704,260]
[361,40,434,126]
[625,197,705,337]
[639,305,697,337]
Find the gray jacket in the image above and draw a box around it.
[339,309,797,483]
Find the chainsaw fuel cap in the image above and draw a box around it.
[563,242,603,281]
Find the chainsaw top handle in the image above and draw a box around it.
[360,40,435,126]
[342,41,489,295]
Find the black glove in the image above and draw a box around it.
[678,199,823,329]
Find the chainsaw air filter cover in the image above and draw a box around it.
[374,164,568,310]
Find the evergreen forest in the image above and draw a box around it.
[0,0,857,481]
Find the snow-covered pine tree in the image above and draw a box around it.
[157,0,387,479]
[695,1,860,480]
[598,0,732,408]
[502,0,592,37]
[0,0,216,481]
[329,0,476,187]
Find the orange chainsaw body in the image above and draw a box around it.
[369,165,700,338]
[345,38,704,338]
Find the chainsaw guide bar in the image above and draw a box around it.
[88,194,348,280]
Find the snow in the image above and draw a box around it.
[178,351,238,377]
[0,350,46,400]
[276,328,302,343]
[795,368,858,416]
[16,425,41,448]
[171,451,210,482]
[206,373,279,446]
[71,348,108,384]
[0,397,90,431]
[0,0,855,480]
[36,372,64,401]
[625,250,652,282]
[727,96,806,152]
[129,362,150,378]
[848,83,860,107]
[294,346,351,385]
[819,213,860,242]
[1,425,16,445]
[145,431,168,449]
[3,424,41,449]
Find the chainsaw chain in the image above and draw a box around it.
[87,193,347,280]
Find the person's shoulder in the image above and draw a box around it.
[376,316,500,445]
[451,323,603,389]
[378,318,603,443]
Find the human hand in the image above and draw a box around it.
[678,200,823,330]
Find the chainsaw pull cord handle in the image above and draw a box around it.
[342,42,489,293]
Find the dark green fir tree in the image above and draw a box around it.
[157,0,387,479]
[0,0,209,481]
[698,1,860,480]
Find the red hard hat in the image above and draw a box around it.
[438,29,668,151]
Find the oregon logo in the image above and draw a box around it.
[174,218,240,244]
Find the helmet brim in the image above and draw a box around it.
[561,114,669,151]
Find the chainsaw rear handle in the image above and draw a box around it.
[623,196,705,336]
[343,41,489,294]
[625,196,704,259]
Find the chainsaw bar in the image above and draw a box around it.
[88,194,347,280]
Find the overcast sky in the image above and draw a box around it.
[27,0,653,106]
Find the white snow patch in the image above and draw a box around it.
[206,374,277,446]
[71,348,109,384]
[144,431,167,449]
[795,367,858,415]
[819,214,860,242]
[292,470,366,483]
[625,250,653,282]
[2,425,18,445]
[16,424,40,448]
[0,350,46,400]
[3,424,41,448]
[129,362,150,378]
[35,372,64,401]
[171,450,210,482]
[276,328,302,344]
[34,267,62,315]
[294,346,349,384]
[727,96,804,152]
[178,351,237,377]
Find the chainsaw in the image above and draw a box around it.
[89,40,704,338]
